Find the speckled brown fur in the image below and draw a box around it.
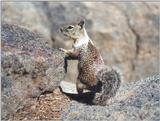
[78,42,104,87]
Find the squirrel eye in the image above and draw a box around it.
[68,26,74,29]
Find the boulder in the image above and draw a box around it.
[61,75,160,121]
[1,23,65,120]
[2,2,52,45]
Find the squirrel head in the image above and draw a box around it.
[60,20,90,48]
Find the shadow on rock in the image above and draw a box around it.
[59,87,95,105]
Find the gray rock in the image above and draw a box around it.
[61,75,160,121]
[1,23,65,120]
[2,2,52,45]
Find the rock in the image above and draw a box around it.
[60,81,90,94]
[60,81,78,94]
[1,23,65,120]
[2,2,52,45]
[114,2,160,80]
[61,75,160,121]
[11,88,70,120]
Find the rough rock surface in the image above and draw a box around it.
[61,75,160,121]
[1,23,65,120]
[1,2,52,45]
[2,2,159,82]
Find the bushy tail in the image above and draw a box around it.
[93,66,122,105]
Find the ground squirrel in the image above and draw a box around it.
[59,20,122,105]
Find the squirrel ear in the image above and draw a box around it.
[78,20,85,29]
